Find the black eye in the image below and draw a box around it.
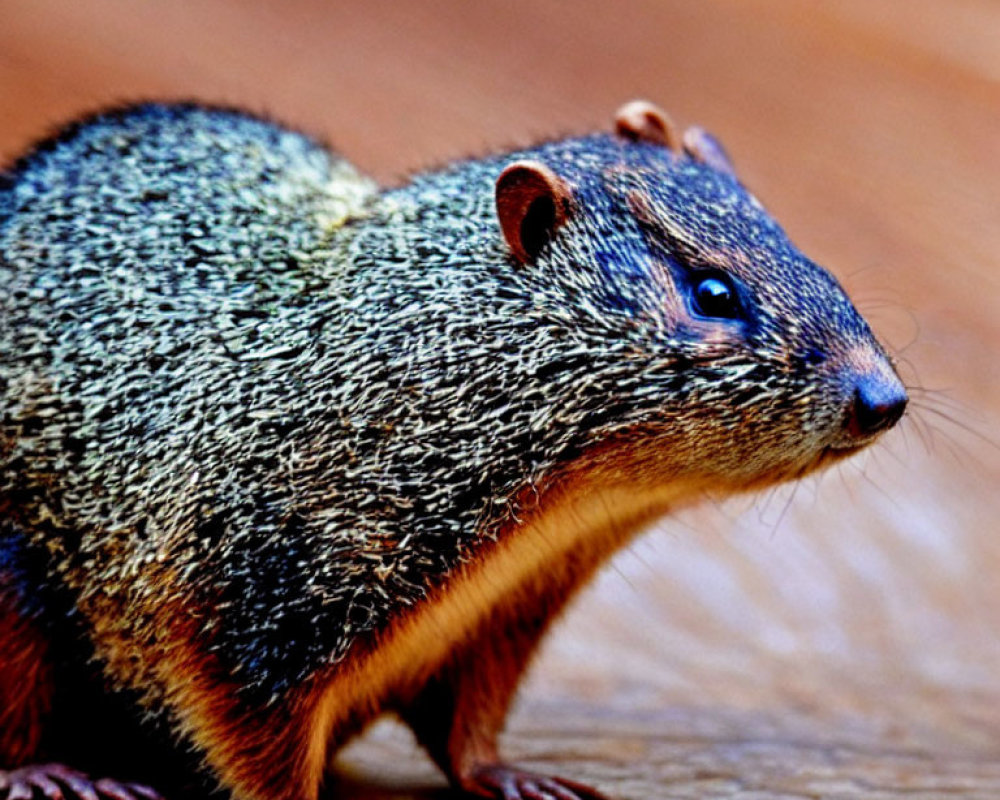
[691,274,741,320]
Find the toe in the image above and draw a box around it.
[550,776,612,800]
[8,781,34,800]
[27,772,66,800]
[60,773,100,800]
[537,779,584,800]
[1,766,163,800]
[94,780,137,800]
[122,784,162,800]
[463,765,611,800]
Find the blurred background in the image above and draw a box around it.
[2,2,999,798]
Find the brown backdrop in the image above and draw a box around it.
[2,2,999,798]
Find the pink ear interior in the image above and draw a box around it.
[495,161,571,263]
[614,100,680,150]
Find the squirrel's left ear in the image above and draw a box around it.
[495,161,571,263]
[682,126,736,177]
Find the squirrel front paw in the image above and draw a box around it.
[460,764,612,800]
[0,764,162,800]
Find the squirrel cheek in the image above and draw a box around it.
[680,319,745,352]
[697,324,742,347]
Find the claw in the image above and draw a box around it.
[94,780,162,800]
[538,778,586,800]
[122,784,162,800]
[462,764,612,800]
[55,769,100,800]
[26,771,66,800]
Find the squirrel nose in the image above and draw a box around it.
[847,373,908,438]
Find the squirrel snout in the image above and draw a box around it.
[846,371,908,439]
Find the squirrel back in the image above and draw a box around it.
[0,101,906,800]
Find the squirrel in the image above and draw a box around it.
[0,99,907,800]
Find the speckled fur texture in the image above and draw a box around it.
[0,103,903,800]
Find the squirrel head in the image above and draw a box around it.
[491,101,906,491]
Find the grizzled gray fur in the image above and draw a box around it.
[2,103,886,712]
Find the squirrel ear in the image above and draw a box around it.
[614,100,680,150]
[682,126,736,177]
[495,160,571,263]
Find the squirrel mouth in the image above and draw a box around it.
[812,442,868,471]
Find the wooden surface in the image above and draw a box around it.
[2,2,999,798]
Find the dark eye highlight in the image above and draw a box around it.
[691,273,742,320]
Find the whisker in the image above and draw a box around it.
[836,458,860,504]
[906,386,984,421]
[912,401,999,452]
[907,406,989,470]
[901,410,935,455]
[768,477,801,541]
[877,432,909,468]
[854,449,904,510]
[755,483,784,526]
